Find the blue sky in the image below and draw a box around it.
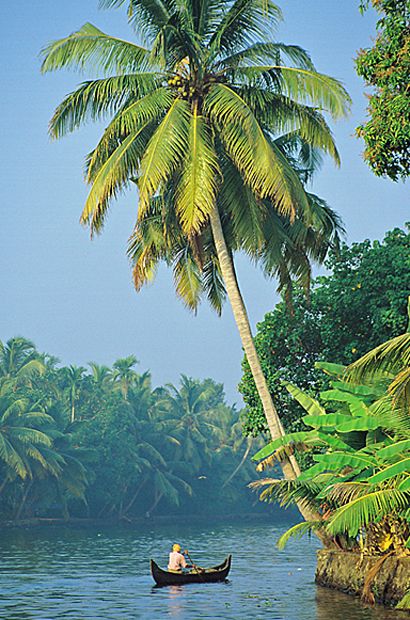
[0,1,408,403]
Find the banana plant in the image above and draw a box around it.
[251,361,410,557]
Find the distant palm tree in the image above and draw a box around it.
[0,385,56,491]
[162,376,225,469]
[42,0,350,507]
[112,355,139,399]
[60,365,87,423]
[89,362,113,389]
[0,337,45,388]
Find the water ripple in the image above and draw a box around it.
[0,522,404,619]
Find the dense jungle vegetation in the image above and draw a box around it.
[0,348,261,522]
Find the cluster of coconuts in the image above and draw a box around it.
[167,75,195,98]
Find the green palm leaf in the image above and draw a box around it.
[41,23,151,75]
[175,106,221,233]
[205,83,309,217]
[277,520,324,550]
[326,489,410,537]
[368,458,410,484]
[82,130,150,233]
[238,65,350,119]
[49,74,161,139]
[138,98,190,218]
[86,88,173,180]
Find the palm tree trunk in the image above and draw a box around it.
[15,479,33,521]
[222,438,253,489]
[148,490,164,515]
[122,478,148,516]
[209,205,329,532]
[0,478,8,495]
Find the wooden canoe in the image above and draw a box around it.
[150,554,232,586]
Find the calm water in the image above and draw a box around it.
[0,520,406,619]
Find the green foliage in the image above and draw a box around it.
[239,224,410,436]
[0,337,262,522]
[356,0,410,180]
[251,338,410,566]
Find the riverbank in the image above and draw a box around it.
[316,549,410,609]
[0,511,291,529]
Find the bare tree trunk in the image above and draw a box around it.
[148,491,164,515]
[209,205,330,535]
[122,478,148,516]
[222,438,253,489]
[15,479,33,521]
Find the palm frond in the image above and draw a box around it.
[237,65,351,119]
[205,83,309,217]
[138,97,190,219]
[86,87,173,180]
[41,23,151,75]
[326,489,410,537]
[210,0,282,54]
[175,105,221,233]
[173,246,202,311]
[277,520,324,550]
[49,74,162,139]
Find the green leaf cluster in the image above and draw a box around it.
[239,224,410,437]
[356,0,410,180]
[251,325,410,563]
[0,337,263,522]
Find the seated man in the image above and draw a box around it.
[168,543,192,572]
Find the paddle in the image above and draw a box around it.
[184,550,205,574]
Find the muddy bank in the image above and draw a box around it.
[316,549,410,608]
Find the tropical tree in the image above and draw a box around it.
[112,355,139,399]
[250,354,410,605]
[239,225,410,436]
[0,384,59,499]
[161,376,226,469]
[60,365,87,423]
[347,297,410,410]
[41,0,350,506]
[0,337,45,389]
[356,0,410,180]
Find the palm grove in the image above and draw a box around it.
[0,338,259,520]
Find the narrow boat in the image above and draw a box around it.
[150,554,232,586]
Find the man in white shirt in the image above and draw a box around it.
[168,543,192,571]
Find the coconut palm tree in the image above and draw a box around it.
[0,337,45,389]
[112,355,139,399]
[41,0,350,499]
[0,384,57,493]
[60,365,87,423]
[346,297,410,409]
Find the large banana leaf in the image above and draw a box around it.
[283,381,326,416]
[377,440,410,461]
[368,458,410,484]
[335,416,383,433]
[313,451,377,470]
[302,413,352,428]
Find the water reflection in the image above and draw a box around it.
[0,522,405,620]
[315,586,407,620]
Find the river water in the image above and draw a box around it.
[0,520,406,619]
